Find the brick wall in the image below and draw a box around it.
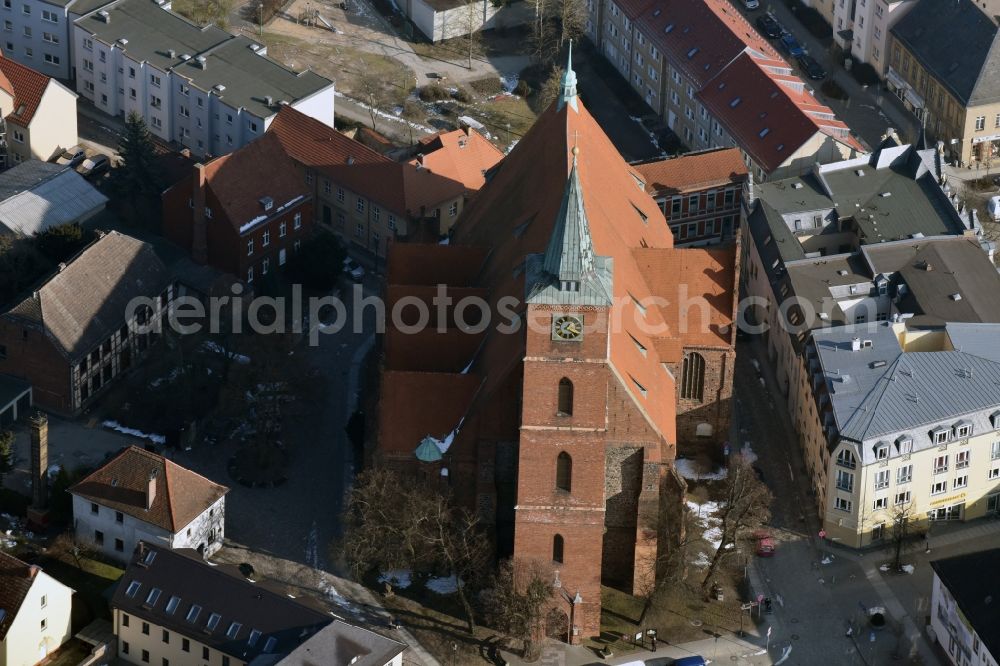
[0,319,71,413]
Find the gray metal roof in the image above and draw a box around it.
[0,162,108,237]
[891,0,1000,107]
[814,323,1000,463]
[526,156,613,305]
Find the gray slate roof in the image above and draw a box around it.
[277,620,407,666]
[0,162,108,237]
[891,0,1000,106]
[2,231,169,360]
[814,323,1000,462]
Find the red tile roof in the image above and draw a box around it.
[634,147,748,196]
[70,446,229,533]
[268,106,466,217]
[0,552,36,640]
[0,52,54,126]
[412,128,505,193]
[202,131,308,233]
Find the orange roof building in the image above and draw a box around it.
[0,51,78,166]
[411,127,505,193]
[70,446,229,563]
[373,51,738,642]
[587,0,864,180]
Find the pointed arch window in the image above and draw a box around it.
[556,452,572,492]
[681,352,705,401]
[557,377,574,416]
[552,534,564,564]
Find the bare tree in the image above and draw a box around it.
[482,559,553,660]
[557,0,587,48]
[701,456,772,597]
[637,505,701,624]
[528,0,557,63]
[459,0,485,70]
[889,501,918,572]
[538,65,564,108]
[357,71,390,132]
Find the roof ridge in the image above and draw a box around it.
[161,454,176,530]
[968,24,1000,104]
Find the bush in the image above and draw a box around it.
[469,77,503,95]
[821,79,848,100]
[452,87,473,103]
[418,84,449,102]
[401,99,424,122]
[514,79,531,97]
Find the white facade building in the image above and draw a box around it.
[930,550,1000,666]
[833,0,917,75]
[71,0,334,157]
[0,552,74,666]
[69,445,229,563]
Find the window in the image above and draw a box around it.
[41,595,46,609]
[955,423,972,438]
[83,38,93,50]
[556,452,572,492]
[933,455,949,474]
[115,538,124,552]
[262,230,270,247]
[552,534,564,563]
[956,450,970,469]
[145,588,161,607]
[954,475,968,489]
[165,596,180,614]
[248,630,262,648]
[202,647,210,660]
[206,613,221,631]
[990,468,1000,480]
[449,202,458,217]
[91,502,99,514]
[116,511,123,523]
[933,428,949,445]
[834,497,852,512]
[976,116,986,131]
[356,197,366,213]
[95,530,104,546]
[150,74,161,87]
[20,3,27,13]
[122,642,129,655]
[41,9,56,21]
[681,352,705,401]
[894,490,911,506]
[837,449,856,469]
[226,622,242,639]
[186,605,201,623]
[142,649,149,663]
[557,377,573,416]
[931,481,947,495]
[332,184,340,199]
[262,258,269,275]
[874,443,889,460]
[150,95,162,109]
[993,441,1000,460]
[181,639,190,653]
[896,464,912,484]
[247,238,253,256]
[873,497,888,510]
[122,614,130,627]
[279,222,287,237]
[836,469,854,492]
[874,470,889,490]
[247,266,254,283]
[142,622,150,635]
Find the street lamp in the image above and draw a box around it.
[258,2,264,37]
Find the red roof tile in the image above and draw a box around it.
[70,446,228,532]
[0,52,54,126]
[410,128,504,193]
[634,147,748,196]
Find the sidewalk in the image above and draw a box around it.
[502,632,771,666]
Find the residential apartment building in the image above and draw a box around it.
[69,446,229,563]
[0,52,77,165]
[0,0,85,80]
[888,0,1000,166]
[812,322,1000,546]
[588,0,864,182]
[0,230,172,415]
[633,147,748,246]
[741,139,1000,541]
[267,107,471,258]
[832,0,916,73]
[163,130,312,284]
[930,550,1000,666]
[71,0,334,157]
[112,542,406,666]
[0,551,74,666]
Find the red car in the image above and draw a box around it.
[756,536,777,557]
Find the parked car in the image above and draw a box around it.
[343,258,365,282]
[674,657,708,666]
[55,145,86,167]
[988,195,1000,221]
[780,32,805,58]
[77,154,110,178]
[756,14,782,38]
[756,536,777,557]
[798,54,827,80]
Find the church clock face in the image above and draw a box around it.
[552,314,583,341]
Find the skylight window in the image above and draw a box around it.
[145,588,161,606]
[125,581,141,598]
[206,613,222,631]
[632,377,648,397]
[664,23,674,33]
[730,97,741,108]
[248,630,262,648]
[652,8,660,15]
[686,47,699,59]
[226,622,242,639]
[186,605,202,623]
[142,550,156,566]
[759,128,770,138]
[263,636,278,653]
[165,596,180,615]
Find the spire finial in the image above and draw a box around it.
[558,40,579,112]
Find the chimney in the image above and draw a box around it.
[29,413,48,509]
[98,9,110,22]
[850,337,862,352]
[145,469,158,510]
[196,55,207,70]
[191,163,208,264]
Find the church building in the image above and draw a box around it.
[372,49,739,642]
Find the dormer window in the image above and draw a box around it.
[259,196,273,211]
[873,442,889,460]
[954,422,972,439]
[992,410,1000,430]
[931,427,949,445]
[894,436,912,455]
[836,449,856,469]
[560,280,580,292]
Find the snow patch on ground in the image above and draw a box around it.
[687,499,724,560]
[675,457,726,481]
[201,341,251,364]
[902,564,915,574]
[739,442,758,464]
[426,575,462,594]
[378,570,413,589]
[149,367,182,389]
[500,73,519,93]
[692,551,711,568]
[102,420,166,445]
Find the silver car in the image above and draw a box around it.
[55,145,86,167]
